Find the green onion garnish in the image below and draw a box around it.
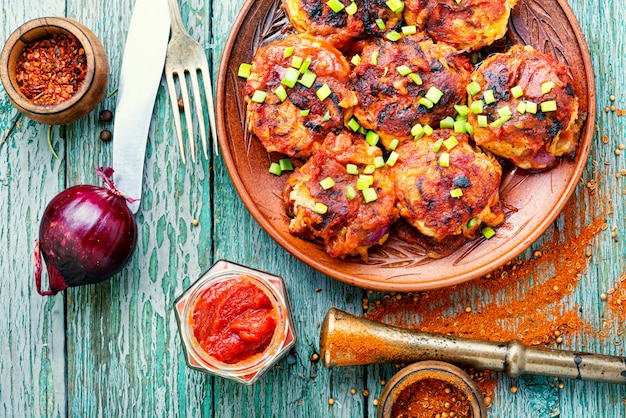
[525,101,538,114]
[466,81,481,96]
[471,100,484,114]
[282,67,300,88]
[453,119,466,134]
[371,51,379,65]
[374,156,386,168]
[433,138,444,153]
[481,226,496,239]
[298,71,317,88]
[363,165,375,175]
[251,90,267,103]
[346,163,359,175]
[300,109,310,116]
[321,111,331,121]
[279,158,294,171]
[477,115,488,127]
[375,18,386,30]
[483,89,496,104]
[439,152,450,167]
[365,130,380,146]
[425,86,444,104]
[386,151,399,166]
[450,188,463,198]
[388,138,400,150]
[386,31,402,42]
[346,186,357,200]
[541,81,556,95]
[327,0,345,13]
[397,65,412,76]
[408,73,423,85]
[314,202,328,214]
[443,136,458,150]
[385,0,404,13]
[345,1,358,14]
[411,123,424,139]
[269,162,282,176]
[541,100,557,112]
[351,54,361,66]
[497,105,512,118]
[291,55,303,69]
[347,117,361,132]
[316,84,332,101]
[454,105,470,117]
[238,63,252,79]
[402,25,417,35]
[320,177,335,190]
[440,116,455,129]
[419,97,434,109]
[274,85,287,102]
[423,125,434,136]
[362,187,378,203]
[511,85,524,98]
[516,101,527,114]
[283,47,295,58]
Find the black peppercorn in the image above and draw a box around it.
[99,109,113,122]
[100,129,112,141]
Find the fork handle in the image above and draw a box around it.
[167,0,186,35]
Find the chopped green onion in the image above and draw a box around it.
[470,100,484,114]
[464,122,474,135]
[321,111,331,121]
[481,226,496,239]
[433,138,444,153]
[454,105,470,117]
[386,30,402,42]
[320,177,335,190]
[282,67,300,88]
[516,101,527,114]
[497,105,512,118]
[345,1,358,14]
[346,186,357,200]
[279,158,294,171]
[346,163,359,175]
[291,56,303,69]
[371,51,379,65]
[238,63,252,79]
[443,136,459,150]
[466,81,481,96]
[439,152,450,167]
[251,90,267,103]
[440,116,455,129]
[299,57,312,73]
[419,97,434,109]
[411,123,424,138]
[300,109,310,116]
[357,176,372,190]
[298,71,317,88]
[467,217,478,229]
[363,165,376,174]
[347,117,361,132]
[351,54,361,66]
[541,81,556,95]
[316,84,332,101]
[425,86,444,104]
[541,100,557,112]
[269,162,282,176]
[386,0,404,13]
[365,130,380,146]
[423,125,434,136]
[274,85,287,102]
[511,85,524,98]
[483,89,496,104]
[388,138,400,150]
[327,0,345,13]
[477,115,488,127]
[360,174,374,187]
[375,18,386,30]
[358,126,367,135]
[402,25,417,35]
[386,151,399,166]
[525,100,538,114]
[362,187,378,203]
[396,65,412,76]
[373,155,386,168]
[314,202,328,214]
[408,73,423,85]
[453,119,466,133]
[283,46,295,58]
[450,188,463,198]
[490,114,511,127]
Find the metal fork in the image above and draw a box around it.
[164,0,218,162]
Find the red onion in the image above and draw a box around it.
[34,167,138,296]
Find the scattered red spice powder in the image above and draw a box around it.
[391,378,472,418]
[606,273,626,323]
[15,33,87,105]
[364,201,605,407]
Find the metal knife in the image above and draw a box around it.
[112,0,170,214]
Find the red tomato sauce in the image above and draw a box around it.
[191,276,278,364]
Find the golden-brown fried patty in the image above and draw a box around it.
[389,129,504,241]
[467,45,580,170]
[284,0,403,51]
[284,129,398,259]
[351,37,472,147]
[404,0,518,52]
[244,33,358,158]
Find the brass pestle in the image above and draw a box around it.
[320,307,626,385]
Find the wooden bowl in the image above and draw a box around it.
[0,17,109,125]
[377,361,488,418]
[216,0,595,291]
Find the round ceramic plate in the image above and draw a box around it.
[216,0,595,292]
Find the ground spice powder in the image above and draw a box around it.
[391,378,472,418]
[365,202,605,406]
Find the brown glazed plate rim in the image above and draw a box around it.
[216,0,596,292]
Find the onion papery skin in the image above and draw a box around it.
[36,183,138,295]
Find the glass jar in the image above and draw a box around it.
[174,260,297,385]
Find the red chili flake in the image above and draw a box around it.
[15,33,87,106]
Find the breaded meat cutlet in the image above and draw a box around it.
[404,0,518,52]
[467,45,580,170]
[389,129,504,241]
[244,33,358,158]
[284,129,398,259]
[351,37,472,147]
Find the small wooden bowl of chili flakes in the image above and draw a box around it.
[0,17,109,125]
[378,361,488,418]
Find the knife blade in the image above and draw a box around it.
[112,0,170,214]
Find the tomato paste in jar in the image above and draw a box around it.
[191,276,278,364]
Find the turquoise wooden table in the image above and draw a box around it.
[1,0,625,416]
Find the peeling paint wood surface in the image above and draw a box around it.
[0,0,625,417]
